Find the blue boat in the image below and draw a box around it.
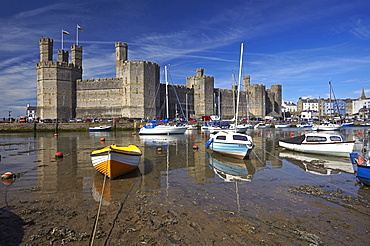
[349,152,370,186]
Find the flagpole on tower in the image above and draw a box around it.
[77,25,84,46]
[61,30,64,50]
[76,24,78,46]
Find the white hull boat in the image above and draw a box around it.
[279,132,355,157]
[89,125,112,131]
[275,123,290,128]
[312,123,341,131]
[139,123,187,135]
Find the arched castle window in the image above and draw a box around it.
[136,76,138,83]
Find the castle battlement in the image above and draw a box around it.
[36,61,81,70]
[123,60,160,67]
[78,78,119,83]
[39,37,53,43]
[172,84,188,89]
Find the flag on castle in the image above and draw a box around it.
[62,30,70,35]
[76,25,84,46]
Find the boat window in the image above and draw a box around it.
[330,136,342,141]
[306,136,327,142]
[233,135,248,141]
[216,136,226,140]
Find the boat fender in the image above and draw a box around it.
[205,138,213,149]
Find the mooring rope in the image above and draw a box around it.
[103,171,142,246]
[90,171,107,246]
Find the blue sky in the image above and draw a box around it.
[1,0,370,118]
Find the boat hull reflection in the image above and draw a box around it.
[279,150,354,175]
[92,169,141,205]
[208,152,256,182]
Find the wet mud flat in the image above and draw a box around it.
[1,181,369,246]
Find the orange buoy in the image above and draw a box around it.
[257,130,261,134]
[54,134,58,137]
[157,147,162,151]
[1,172,14,179]
[290,133,295,137]
[100,138,105,141]
[55,152,63,158]
[192,145,199,149]
[358,131,363,135]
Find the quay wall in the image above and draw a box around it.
[0,123,136,132]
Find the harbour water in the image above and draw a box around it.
[1,127,369,245]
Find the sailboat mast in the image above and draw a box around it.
[329,81,332,120]
[165,66,169,120]
[235,43,244,129]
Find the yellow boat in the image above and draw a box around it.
[90,144,142,179]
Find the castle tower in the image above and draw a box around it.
[186,68,214,118]
[37,37,82,120]
[247,84,266,119]
[119,60,160,119]
[269,84,282,117]
[115,42,128,78]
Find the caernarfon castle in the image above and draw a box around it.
[36,37,282,121]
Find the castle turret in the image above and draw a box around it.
[39,37,53,62]
[115,42,128,77]
[243,75,250,89]
[71,44,82,67]
[58,50,69,63]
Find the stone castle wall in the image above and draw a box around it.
[37,38,282,121]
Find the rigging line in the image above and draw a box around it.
[90,170,108,246]
[171,85,186,119]
[254,145,363,199]
[167,69,186,120]
[329,81,341,118]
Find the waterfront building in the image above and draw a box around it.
[26,104,37,122]
[36,38,282,121]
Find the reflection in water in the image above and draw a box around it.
[139,134,187,148]
[1,128,369,211]
[92,169,141,205]
[207,152,258,212]
[207,152,255,182]
[279,150,354,175]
